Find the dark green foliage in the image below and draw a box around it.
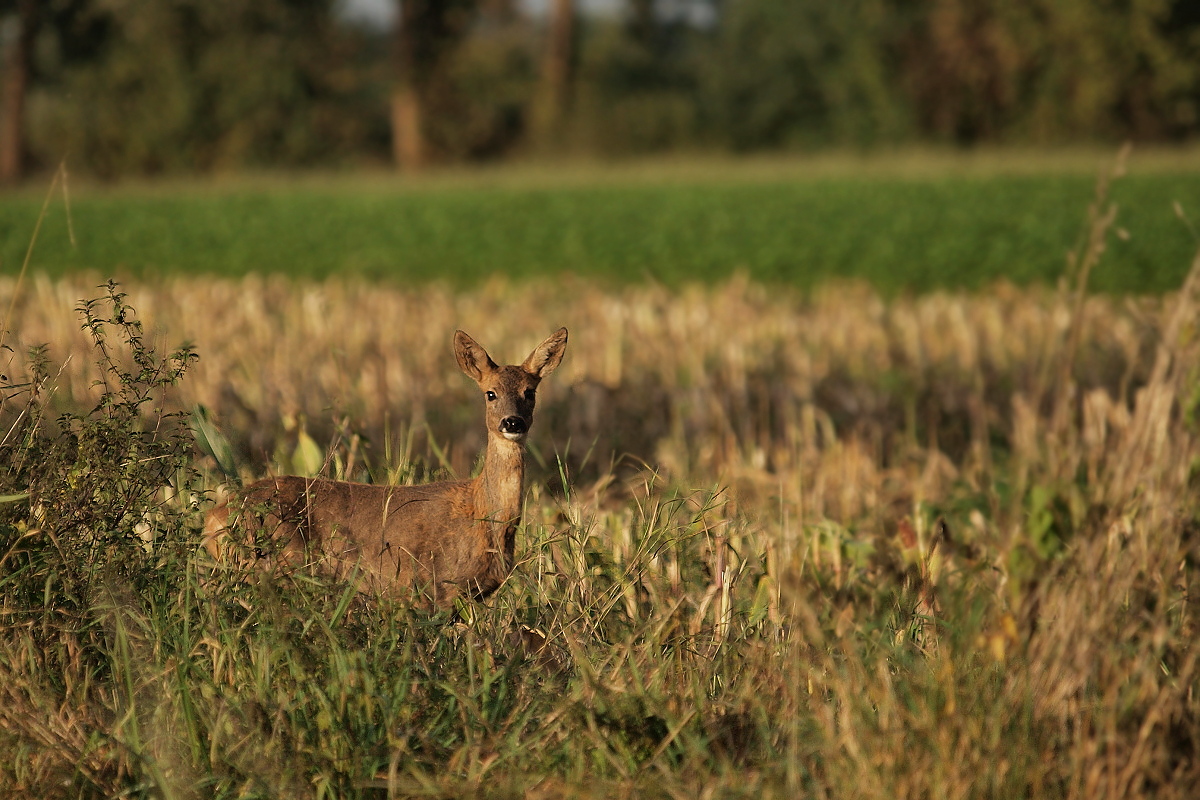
[429,15,540,160]
[894,0,1200,144]
[699,0,911,149]
[28,0,372,176]
[570,16,704,154]
[6,0,1200,176]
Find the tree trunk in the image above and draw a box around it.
[534,0,575,142]
[390,0,476,170]
[0,0,37,184]
[392,0,430,171]
[391,86,426,170]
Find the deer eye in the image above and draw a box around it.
[524,389,536,402]
[485,390,497,401]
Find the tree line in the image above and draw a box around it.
[1,0,1197,181]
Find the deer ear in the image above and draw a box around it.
[454,330,497,382]
[522,327,568,378]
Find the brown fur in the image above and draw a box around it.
[203,327,568,607]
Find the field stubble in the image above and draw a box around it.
[0,254,1199,796]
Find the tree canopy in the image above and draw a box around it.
[0,0,1195,179]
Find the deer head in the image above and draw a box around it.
[454,327,568,444]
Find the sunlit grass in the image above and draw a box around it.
[1,250,1198,796]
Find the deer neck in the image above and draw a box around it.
[474,434,526,529]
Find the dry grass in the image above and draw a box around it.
[0,258,1198,797]
[1,268,1189,517]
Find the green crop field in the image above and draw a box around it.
[3,151,1199,294]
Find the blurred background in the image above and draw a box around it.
[1,0,1197,182]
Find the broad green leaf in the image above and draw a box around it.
[293,429,324,477]
[190,405,238,478]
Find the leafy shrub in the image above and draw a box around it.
[0,281,198,624]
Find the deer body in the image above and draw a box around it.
[203,328,567,607]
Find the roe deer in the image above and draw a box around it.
[203,327,568,608]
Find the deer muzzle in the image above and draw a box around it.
[499,416,528,441]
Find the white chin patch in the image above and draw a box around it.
[502,431,527,443]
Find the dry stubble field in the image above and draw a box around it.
[1,243,1199,797]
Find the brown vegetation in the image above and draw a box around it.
[1,263,1198,796]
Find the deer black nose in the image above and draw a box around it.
[500,416,527,435]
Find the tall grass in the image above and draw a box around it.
[0,242,1198,794]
